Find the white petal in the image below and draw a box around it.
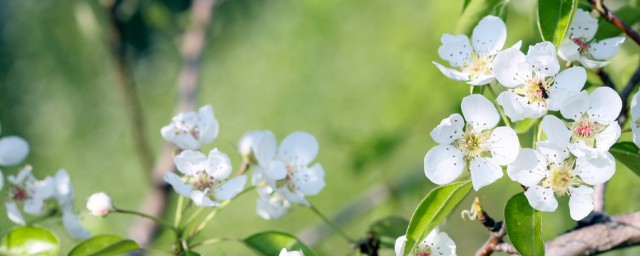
[256,192,291,220]
[568,9,598,41]
[575,152,615,185]
[470,157,503,191]
[631,90,640,119]
[568,186,594,220]
[269,161,288,181]
[492,48,531,88]
[190,190,218,207]
[558,40,581,61]
[437,34,473,68]
[536,140,570,165]
[588,87,622,125]
[496,92,545,122]
[206,148,232,180]
[9,165,32,185]
[278,131,319,166]
[164,172,193,197]
[578,57,609,69]
[174,150,207,176]
[569,141,600,158]
[0,170,3,190]
[431,232,457,256]
[541,115,571,149]
[54,169,74,207]
[595,123,620,152]
[281,188,310,206]
[430,114,465,145]
[293,163,325,196]
[433,62,469,82]
[254,131,278,167]
[510,40,523,50]
[197,105,219,145]
[238,130,267,157]
[214,175,247,201]
[23,197,45,216]
[468,74,495,86]
[0,136,29,166]
[5,202,25,225]
[588,37,625,60]
[507,148,547,187]
[560,90,590,120]
[471,15,507,55]
[486,126,520,165]
[424,145,464,185]
[526,42,560,77]
[547,67,586,111]
[62,209,91,239]
[633,123,640,148]
[524,186,558,212]
[394,235,407,256]
[172,133,200,150]
[461,94,500,131]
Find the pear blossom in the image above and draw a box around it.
[541,87,622,158]
[279,248,304,256]
[424,94,519,191]
[493,42,586,121]
[252,131,326,207]
[256,190,292,220]
[558,9,626,69]
[434,15,520,86]
[161,105,219,150]
[164,149,247,207]
[238,130,270,164]
[508,141,615,220]
[630,90,640,148]
[394,229,456,256]
[0,135,29,166]
[87,192,113,217]
[2,165,54,225]
[62,208,91,239]
[50,169,91,239]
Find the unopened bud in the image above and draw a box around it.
[86,192,113,217]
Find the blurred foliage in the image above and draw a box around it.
[0,0,639,255]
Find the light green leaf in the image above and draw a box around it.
[367,216,409,248]
[244,231,315,256]
[504,193,544,256]
[403,181,472,255]
[0,226,59,256]
[68,234,139,256]
[537,0,578,47]
[456,0,501,35]
[514,118,538,134]
[610,142,640,177]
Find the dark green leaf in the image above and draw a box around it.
[367,216,409,248]
[403,181,472,255]
[244,231,315,256]
[610,142,640,177]
[456,0,501,35]
[0,226,59,256]
[180,252,201,256]
[595,5,640,39]
[504,193,544,256]
[537,0,578,47]
[68,234,139,256]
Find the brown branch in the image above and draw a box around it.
[474,197,508,256]
[590,0,640,45]
[618,65,640,125]
[128,0,217,250]
[593,183,606,213]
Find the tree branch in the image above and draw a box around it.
[617,65,640,125]
[590,0,640,45]
[128,0,217,250]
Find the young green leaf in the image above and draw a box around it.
[403,181,472,255]
[504,193,544,256]
[537,0,578,47]
[514,118,538,134]
[456,0,501,35]
[0,227,59,256]
[244,231,316,256]
[610,142,640,177]
[68,234,139,256]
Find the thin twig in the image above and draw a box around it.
[596,69,616,90]
[473,198,509,256]
[618,65,640,125]
[590,0,640,46]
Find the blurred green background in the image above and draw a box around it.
[1,0,640,255]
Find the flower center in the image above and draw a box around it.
[572,37,590,54]
[190,170,215,190]
[455,125,491,162]
[574,120,594,137]
[514,77,551,105]
[570,117,606,147]
[461,53,493,81]
[541,162,581,197]
[174,119,202,139]
[9,187,31,202]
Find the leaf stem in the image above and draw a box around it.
[175,195,185,228]
[308,203,355,243]
[115,208,177,232]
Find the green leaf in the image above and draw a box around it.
[244,231,316,256]
[610,142,640,177]
[514,118,538,134]
[68,234,139,256]
[504,193,544,256]
[456,0,501,35]
[403,181,472,255]
[180,252,201,256]
[595,5,640,39]
[537,0,578,47]
[0,226,59,256]
[367,216,409,248]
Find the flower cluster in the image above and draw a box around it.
[394,229,456,256]
[427,10,626,221]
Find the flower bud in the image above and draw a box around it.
[238,131,267,164]
[86,192,113,217]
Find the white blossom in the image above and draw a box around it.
[164,149,247,207]
[2,165,54,225]
[424,94,519,191]
[394,229,456,256]
[541,87,622,158]
[87,192,113,217]
[62,208,91,239]
[161,105,219,150]
[493,42,586,121]
[238,130,270,164]
[434,16,520,86]
[630,90,640,148]
[0,135,29,166]
[507,141,615,220]
[256,190,291,220]
[558,9,626,69]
